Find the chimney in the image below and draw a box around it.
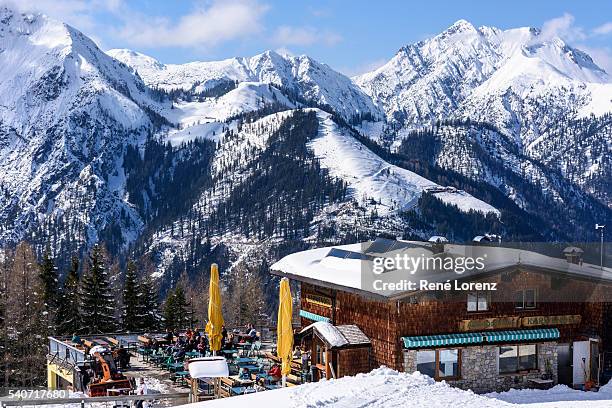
[563,246,584,265]
[428,236,448,254]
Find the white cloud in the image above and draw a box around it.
[539,13,586,42]
[273,25,342,47]
[115,0,268,49]
[593,22,612,36]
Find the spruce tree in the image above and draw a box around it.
[163,289,176,330]
[80,245,116,333]
[163,286,189,330]
[137,275,161,332]
[121,260,139,331]
[172,286,189,329]
[57,257,81,335]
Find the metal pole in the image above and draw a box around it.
[596,224,605,270]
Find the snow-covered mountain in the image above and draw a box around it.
[108,48,381,122]
[355,19,611,209]
[0,7,167,249]
[0,7,609,285]
[356,19,611,143]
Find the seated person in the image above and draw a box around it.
[71,333,82,345]
[248,327,258,342]
[239,367,250,380]
[173,347,186,360]
[116,346,131,369]
[268,364,282,382]
[197,338,208,354]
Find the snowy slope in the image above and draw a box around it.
[310,111,499,215]
[108,49,380,121]
[0,7,161,248]
[160,82,294,146]
[181,367,612,408]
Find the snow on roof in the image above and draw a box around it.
[299,322,370,348]
[271,239,612,298]
[178,366,612,407]
[300,322,347,348]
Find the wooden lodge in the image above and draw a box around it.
[271,238,612,393]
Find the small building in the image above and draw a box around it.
[271,238,612,393]
[297,322,371,380]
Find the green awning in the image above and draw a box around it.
[299,310,330,322]
[402,332,484,348]
[484,328,560,343]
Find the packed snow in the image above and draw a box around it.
[180,367,612,408]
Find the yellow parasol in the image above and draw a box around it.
[205,263,224,354]
[277,277,294,386]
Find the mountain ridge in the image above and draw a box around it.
[0,8,609,284]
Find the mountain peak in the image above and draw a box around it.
[444,19,476,34]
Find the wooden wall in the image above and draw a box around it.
[300,267,612,372]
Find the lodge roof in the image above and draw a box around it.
[298,322,370,349]
[270,238,612,300]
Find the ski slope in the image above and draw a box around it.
[309,111,500,216]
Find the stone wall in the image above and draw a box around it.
[403,342,558,393]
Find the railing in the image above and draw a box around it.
[48,337,86,366]
[0,392,190,407]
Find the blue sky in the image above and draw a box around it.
[8,0,612,75]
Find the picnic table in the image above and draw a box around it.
[220,349,238,359]
[185,351,201,358]
[174,370,190,386]
[150,355,166,365]
[167,362,185,372]
[235,357,257,365]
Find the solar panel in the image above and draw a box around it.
[326,248,371,260]
[365,238,418,254]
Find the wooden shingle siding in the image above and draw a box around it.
[300,267,612,372]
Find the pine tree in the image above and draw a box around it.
[79,245,117,333]
[57,256,81,335]
[137,275,161,331]
[121,260,139,331]
[38,248,59,332]
[163,286,189,330]
[163,289,176,330]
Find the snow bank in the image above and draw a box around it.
[180,367,612,408]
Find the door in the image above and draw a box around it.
[573,341,589,385]
[557,343,572,385]
[591,340,600,386]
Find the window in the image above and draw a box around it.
[467,291,489,311]
[416,350,436,378]
[417,349,460,380]
[438,349,460,379]
[499,344,537,374]
[515,289,537,309]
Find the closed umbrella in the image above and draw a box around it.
[205,263,224,355]
[277,277,294,387]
